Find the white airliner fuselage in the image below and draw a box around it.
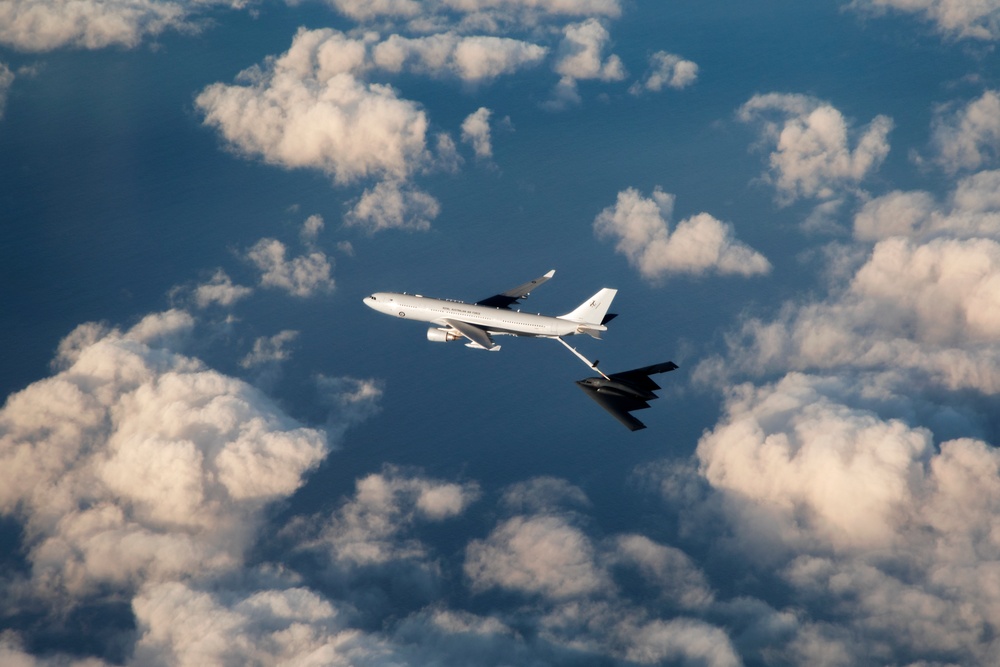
[363,270,618,353]
[366,292,582,338]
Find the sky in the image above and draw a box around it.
[2,0,1000,665]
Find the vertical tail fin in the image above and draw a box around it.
[559,288,617,325]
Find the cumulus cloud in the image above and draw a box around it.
[461,106,493,158]
[192,269,253,308]
[594,186,772,280]
[854,168,1000,241]
[0,0,190,52]
[345,179,441,232]
[629,51,698,94]
[0,311,329,602]
[613,534,714,609]
[372,33,547,83]
[245,238,334,297]
[132,580,403,666]
[196,28,430,185]
[927,89,1000,173]
[465,514,612,599]
[547,18,625,108]
[684,371,1000,663]
[724,233,1000,392]
[738,93,893,205]
[849,0,1000,41]
[302,466,480,567]
[698,373,932,552]
[300,213,324,243]
[455,473,740,665]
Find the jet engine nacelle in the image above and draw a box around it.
[427,327,461,343]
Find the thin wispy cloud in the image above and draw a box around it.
[849,0,1000,41]
[629,51,698,94]
[461,106,493,159]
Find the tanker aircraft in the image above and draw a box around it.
[362,269,617,366]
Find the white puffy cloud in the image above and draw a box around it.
[372,33,547,83]
[345,179,441,233]
[465,515,612,599]
[461,106,493,158]
[928,89,1000,173]
[594,186,771,280]
[196,28,430,186]
[613,535,714,609]
[622,618,741,667]
[300,213,325,243]
[306,466,480,567]
[0,0,189,52]
[0,311,329,601]
[687,371,1000,663]
[192,269,253,308]
[131,581,404,666]
[245,238,334,297]
[547,18,624,108]
[849,0,1000,41]
[697,373,932,552]
[854,169,1000,241]
[553,18,624,81]
[738,93,893,205]
[726,234,1000,392]
[630,51,698,94]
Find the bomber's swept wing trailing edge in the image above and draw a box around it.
[576,361,679,431]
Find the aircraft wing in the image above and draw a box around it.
[476,270,555,309]
[443,318,498,350]
[608,361,678,390]
[576,361,678,431]
[577,389,651,431]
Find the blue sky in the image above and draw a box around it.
[3,1,1000,665]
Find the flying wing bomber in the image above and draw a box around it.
[576,361,679,431]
